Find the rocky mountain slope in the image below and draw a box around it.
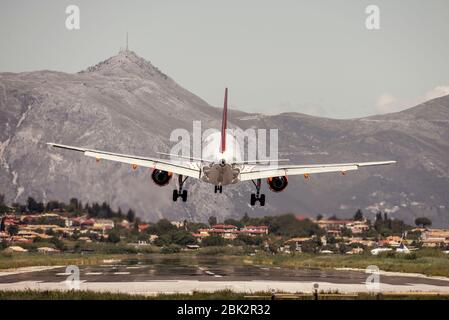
[1,50,448,226]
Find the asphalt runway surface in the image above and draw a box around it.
[1,256,448,294]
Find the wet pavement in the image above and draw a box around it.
[1,255,448,294]
[0,255,448,286]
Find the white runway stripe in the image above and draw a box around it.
[85,272,103,275]
[113,272,130,275]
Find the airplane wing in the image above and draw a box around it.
[239,160,396,181]
[46,143,201,179]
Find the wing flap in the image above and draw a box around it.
[239,161,396,181]
[48,143,200,179]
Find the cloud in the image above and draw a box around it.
[424,86,449,101]
[375,93,404,114]
[375,85,449,114]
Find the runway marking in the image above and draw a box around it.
[214,275,223,278]
[126,266,144,269]
[56,273,72,276]
[205,271,215,275]
[114,272,130,275]
[85,272,103,275]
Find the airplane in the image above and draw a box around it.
[47,88,396,206]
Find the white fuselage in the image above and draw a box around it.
[199,131,243,186]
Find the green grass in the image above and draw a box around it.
[238,249,449,277]
[0,252,127,270]
[1,289,449,300]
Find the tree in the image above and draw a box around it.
[0,217,5,232]
[51,237,66,251]
[241,212,250,224]
[202,235,225,247]
[415,217,432,228]
[126,209,135,222]
[27,197,39,212]
[0,194,9,214]
[268,214,323,238]
[353,209,363,221]
[316,214,323,221]
[8,224,19,236]
[208,216,217,227]
[107,230,121,243]
[223,218,243,228]
[375,211,383,221]
[171,231,197,246]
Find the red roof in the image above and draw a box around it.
[244,225,268,229]
[212,224,237,229]
[138,224,149,232]
[81,219,95,226]
[240,230,266,234]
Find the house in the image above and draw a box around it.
[240,225,269,236]
[3,246,28,253]
[37,247,60,254]
[120,220,131,229]
[314,219,353,236]
[285,237,314,252]
[347,238,376,247]
[414,228,449,247]
[347,221,370,234]
[0,231,9,241]
[92,219,115,231]
[209,225,239,240]
[11,236,32,244]
[81,219,95,228]
[346,247,364,255]
[138,224,150,233]
[171,221,185,229]
[384,236,403,247]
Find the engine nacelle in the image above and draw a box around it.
[151,169,173,186]
[267,176,288,192]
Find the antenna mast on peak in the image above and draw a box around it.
[126,32,129,51]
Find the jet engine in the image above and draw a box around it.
[267,176,288,192]
[151,169,173,186]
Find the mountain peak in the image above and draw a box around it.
[80,50,168,79]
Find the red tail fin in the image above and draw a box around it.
[220,88,228,153]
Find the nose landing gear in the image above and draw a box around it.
[214,185,223,193]
[250,179,266,206]
[173,175,188,202]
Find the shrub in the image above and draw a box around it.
[161,244,181,254]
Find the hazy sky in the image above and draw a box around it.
[1,0,449,118]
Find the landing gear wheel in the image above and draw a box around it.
[181,190,188,202]
[172,175,188,202]
[250,179,266,206]
[214,185,223,194]
[259,194,266,206]
[250,193,256,206]
[172,189,178,202]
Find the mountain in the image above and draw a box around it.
[1,50,448,226]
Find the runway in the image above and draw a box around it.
[1,256,448,295]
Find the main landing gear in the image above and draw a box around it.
[214,185,223,193]
[250,179,265,206]
[173,175,188,202]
